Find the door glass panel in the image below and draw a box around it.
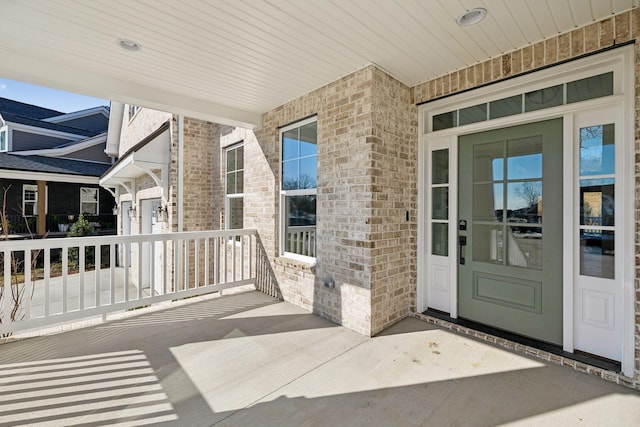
[489,95,522,120]
[524,84,563,112]
[473,183,502,221]
[432,223,448,256]
[579,124,614,176]
[509,226,542,270]
[474,142,504,181]
[567,72,613,104]
[507,181,542,223]
[580,230,614,279]
[580,179,614,226]
[432,149,449,184]
[507,136,542,179]
[433,111,457,131]
[459,103,487,126]
[578,122,615,279]
[473,225,503,263]
[432,187,448,220]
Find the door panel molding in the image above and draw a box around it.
[473,272,541,313]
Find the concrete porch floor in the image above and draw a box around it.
[0,291,638,426]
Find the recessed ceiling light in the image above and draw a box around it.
[456,7,487,26]
[117,38,141,52]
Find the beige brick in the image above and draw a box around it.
[600,18,614,47]
[585,23,600,52]
[570,28,585,57]
[616,11,631,42]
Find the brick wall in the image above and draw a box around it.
[181,117,222,232]
[369,69,417,335]
[243,66,416,336]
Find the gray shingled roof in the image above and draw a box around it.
[1,112,99,137]
[0,153,110,177]
[0,97,62,119]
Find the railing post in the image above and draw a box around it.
[44,248,50,317]
[204,237,210,287]
[195,238,200,288]
[240,234,245,281]
[79,243,85,310]
[150,239,156,297]
[214,236,219,285]
[110,243,116,306]
[184,239,189,290]
[95,244,100,308]
[2,250,10,331]
[124,242,130,302]
[232,235,237,282]
[62,246,68,314]
[162,239,167,295]
[24,249,31,320]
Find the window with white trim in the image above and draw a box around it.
[225,143,244,229]
[22,184,37,216]
[80,187,99,215]
[280,117,317,258]
[128,105,140,121]
[0,126,8,152]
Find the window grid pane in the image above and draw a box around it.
[281,119,317,257]
[578,123,615,279]
[226,145,244,196]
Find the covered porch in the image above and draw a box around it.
[0,0,639,398]
[1,290,638,426]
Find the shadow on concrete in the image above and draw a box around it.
[0,293,637,426]
[213,364,639,427]
[0,292,334,426]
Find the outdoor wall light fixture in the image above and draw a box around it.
[153,205,168,223]
[112,205,118,216]
[128,206,136,218]
[456,7,487,26]
[117,38,141,52]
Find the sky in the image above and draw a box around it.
[0,78,109,113]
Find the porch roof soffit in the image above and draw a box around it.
[0,1,636,129]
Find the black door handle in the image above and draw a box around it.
[459,235,467,265]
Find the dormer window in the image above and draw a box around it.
[0,126,7,152]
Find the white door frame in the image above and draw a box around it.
[417,46,634,376]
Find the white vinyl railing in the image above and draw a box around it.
[0,229,264,336]
[286,226,316,257]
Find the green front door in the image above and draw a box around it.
[458,119,563,345]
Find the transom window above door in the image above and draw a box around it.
[430,72,613,132]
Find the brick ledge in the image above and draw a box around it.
[413,312,638,391]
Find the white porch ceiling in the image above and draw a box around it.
[0,0,637,128]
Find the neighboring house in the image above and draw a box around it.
[0,98,116,236]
